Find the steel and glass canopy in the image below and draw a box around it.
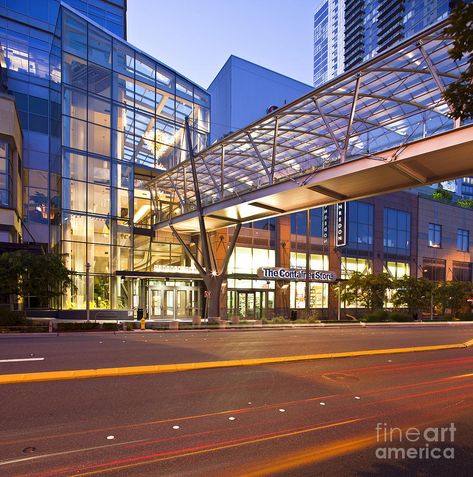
[148,19,473,233]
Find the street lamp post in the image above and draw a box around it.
[86,262,90,322]
[430,291,434,320]
[337,282,341,321]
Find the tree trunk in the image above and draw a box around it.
[206,276,223,323]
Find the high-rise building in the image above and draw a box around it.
[314,0,451,86]
[313,0,344,87]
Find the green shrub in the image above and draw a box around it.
[0,309,27,326]
[432,188,453,202]
[457,199,473,209]
[388,312,412,322]
[457,312,473,321]
[101,322,118,331]
[273,316,290,324]
[362,310,389,322]
[57,322,101,331]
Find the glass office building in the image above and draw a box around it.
[0,0,126,245]
[49,5,210,310]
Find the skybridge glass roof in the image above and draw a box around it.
[148,19,468,225]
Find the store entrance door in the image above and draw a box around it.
[148,285,200,320]
[236,290,268,319]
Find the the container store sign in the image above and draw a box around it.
[257,267,337,282]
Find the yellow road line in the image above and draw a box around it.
[0,340,470,385]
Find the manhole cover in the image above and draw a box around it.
[22,447,36,453]
[323,373,360,382]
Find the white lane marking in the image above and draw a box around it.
[319,402,326,406]
[228,416,236,421]
[0,437,148,467]
[106,435,115,440]
[279,409,286,412]
[172,425,180,430]
[0,358,45,363]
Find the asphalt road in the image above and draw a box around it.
[1,325,473,374]
[1,327,473,476]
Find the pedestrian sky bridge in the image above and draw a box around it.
[148,19,473,235]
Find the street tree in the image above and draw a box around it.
[341,272,392,311]
[435,281,472,317]
[392,276,435,317]
[0,251,74,308]
[443,1,473,120]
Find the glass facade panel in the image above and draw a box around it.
[87,184,110,217]
[63,151,86,181]
[63,53,87,90]
[63,87,87,120]
[87,62,111,97]
[63,116,87,150]
[88,25,111,67]
[87,122,110,156]
[88,95,111,127]
[63,11,87,57]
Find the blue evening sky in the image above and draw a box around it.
[127,0,316,89]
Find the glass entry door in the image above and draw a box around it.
[237,291,255,319]
[236,290,271,319]
[148,285,200,319]
[149,287,174,319]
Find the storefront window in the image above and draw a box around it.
[384,261,410,279]
[342,257,373,279]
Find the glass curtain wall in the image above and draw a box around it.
[50,6,210,309]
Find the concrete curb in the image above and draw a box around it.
[1,340,472,385]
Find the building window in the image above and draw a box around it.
[384,261,410,279]
[422,258,446,281]
[383,208,411,256]
[457,229,469,252]
[0,141,12,207]
[348,202,374,251]
[452,261,472,282]
[341,257,373,280]
[428,223,442,248]
[290,209,322,237]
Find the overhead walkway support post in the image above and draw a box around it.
[166,119,242,323]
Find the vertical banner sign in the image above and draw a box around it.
[335,202,346,247]
[322,206,329,244]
